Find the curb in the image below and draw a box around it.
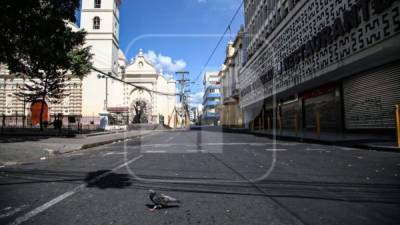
[222,128,399,152]
[354,144,400,152]
[68,131,154,153]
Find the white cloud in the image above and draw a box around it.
[144,50,187,75]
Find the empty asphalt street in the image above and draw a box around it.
[1,127,400,225]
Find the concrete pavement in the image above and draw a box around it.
[0,130,154,165]
[0,128,399,225]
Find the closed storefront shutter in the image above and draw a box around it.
[343,62,400,129]
[281,101,299,129]
[303,91,341,130]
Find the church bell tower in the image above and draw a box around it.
[80,0,122,120]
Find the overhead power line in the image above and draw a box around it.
[91,66,179,97]
[194,0,244,83]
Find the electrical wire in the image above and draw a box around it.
[91,66,179,97]
[193,0,244,83]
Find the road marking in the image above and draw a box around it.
[136,143,273,148]
[249,143,268,146]
[266,149,287,152]
[0,205,28,219]
[185,149,219,153]
[340,147,359,151]
[144,150,167,153]
[165,136,175,142]
[103,152,125,157]
[164,132,179,143]
[9,155,144,225]
[185,150,206,153]
[305,148,326,151]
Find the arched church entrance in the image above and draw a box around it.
[130,98,152,124]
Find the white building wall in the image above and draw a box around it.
[80,0,121,120]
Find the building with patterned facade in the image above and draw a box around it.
[240,0,400,134]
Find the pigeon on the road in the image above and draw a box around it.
[149,190,180,211]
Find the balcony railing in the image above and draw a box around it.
[204,93,221,98]
[203,100,221,106]
[203,93,221,104]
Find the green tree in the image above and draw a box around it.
[0,0,92,130]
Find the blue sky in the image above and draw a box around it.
[119,0,244,107]
[79,0,244,107]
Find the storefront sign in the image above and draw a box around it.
[283,0,397,71]
[240,0,400,106]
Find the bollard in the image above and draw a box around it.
[316,112,321,139]
[294,112,299,137]
[1,114,4,134]
[267,116,271,130]
[262,109,265,130]
[278,114,282,135]
[396,104,400,148]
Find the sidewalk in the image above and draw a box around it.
[0,130,154,165]
[224,128,399,152]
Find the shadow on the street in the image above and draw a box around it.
[129,179,400,205]
[84,170,132,189]
[0,169,133,189]
[1,168,400,204]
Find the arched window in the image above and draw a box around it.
[94,0,101,8]
[93,16,100,30]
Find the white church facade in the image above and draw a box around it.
[122,49,177,127]
[0,0,178,128]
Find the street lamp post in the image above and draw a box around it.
[97,73,110,111]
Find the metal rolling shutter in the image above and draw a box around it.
[303,92,340,130]
[343,62,400,129]
[281,101,299,129]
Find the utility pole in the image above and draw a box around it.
[176,71,190,128]
[98,73,111,111]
